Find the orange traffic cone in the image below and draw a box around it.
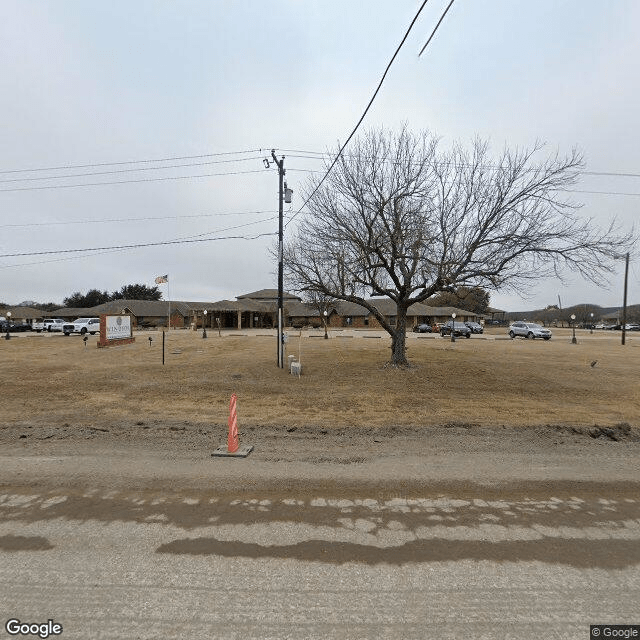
[227,393,239,453]
[211,393,253,458]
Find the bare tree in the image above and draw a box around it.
[284,127,634,366]
[306,290,334,338]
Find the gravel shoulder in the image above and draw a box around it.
[1,422,639,495]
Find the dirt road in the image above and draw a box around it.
[1,425,639,639]
[2,331,639,638]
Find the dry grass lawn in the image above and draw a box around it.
[1,328,639,430]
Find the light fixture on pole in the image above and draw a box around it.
[570,314,577,344]
[590,312,594,334]
[202,309,207,339]
[323,310,328,339]
[284,183,293,204]
[5,311,11,340]
[451,312,456,343]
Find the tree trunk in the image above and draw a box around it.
[390,306,409,366]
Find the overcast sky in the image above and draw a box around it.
[1,1,638,311]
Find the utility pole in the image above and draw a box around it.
[622,252,629,346]
[271,150,285,368]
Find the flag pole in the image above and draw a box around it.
[167,278,171,330]
[155,275,170,330]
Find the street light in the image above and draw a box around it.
[202,310,207,339]
[590,312,594,334]
[4,311,11,340]
[571,314,577,344]
[451,312,456,343]
[323,310,328,339]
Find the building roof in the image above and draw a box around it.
[286,301,328,318]
[52,307,97,317]
[55,300,193,317]
[204,299,272,313]
[236,289,302,302]
[0,306,47,319]
[46,294,477,322]
[421,305,476,317]
[329,299,474,318]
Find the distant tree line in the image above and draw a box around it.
[62,284,162,308]
[507,303,640,327]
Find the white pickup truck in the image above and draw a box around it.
[62,317,101,336]
[33,318,66,332]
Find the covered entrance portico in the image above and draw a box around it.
[198,300,274,330]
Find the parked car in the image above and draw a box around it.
[63,317,101,336]
[44,319,67,332]
[625,324,640,331]
[440,321,471,338]
[0,321,31,332]
[508,321,552,340]
[32,318,64,332]
[413,323,432,333]
[465,321,483,334]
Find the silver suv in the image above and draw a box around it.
[508,322,552,340]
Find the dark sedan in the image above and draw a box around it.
[440,321,472,338]
[413,323,433,333]
[465,321,483,334]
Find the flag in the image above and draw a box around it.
[155,275,168,284]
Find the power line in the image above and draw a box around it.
[0,148,266,175]
[167,216,278,244]
[282,149,640,180]
[0,155,265,184]
[0,246,142,269]
[418,0,455,57]
[0,215,277,258]
[568,189,640,197]
[285,0,433,229]
[0,217,277,268]
[0,230,277,270]
[0,209,275,229]
[582,171,640,179]
[0,229,277,259]
[0,169,267,192]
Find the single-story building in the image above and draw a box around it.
[38,289,485,332]
[286,298,480,329]
[482,307,507,323]
[0,306,47,326]
[53,300,193,329]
